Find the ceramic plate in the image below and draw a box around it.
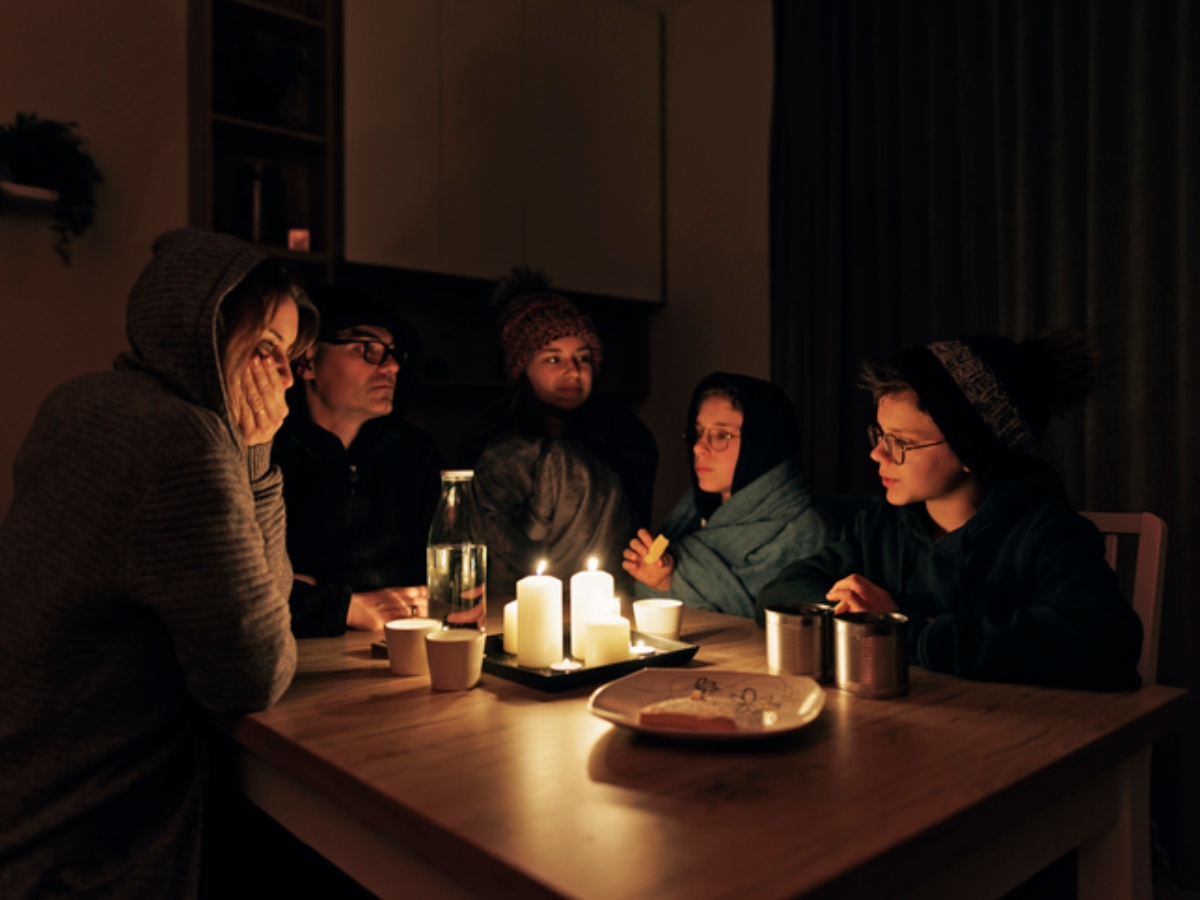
[587,669,825,741]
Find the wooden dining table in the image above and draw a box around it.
[222,605,1189,899]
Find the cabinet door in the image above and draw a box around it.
[441,0,523,279]
[344,0,662,301]
[345,0,522,277]
[524,0,662,301]
[344,0,442,268]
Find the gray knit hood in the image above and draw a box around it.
[115,228,266,424]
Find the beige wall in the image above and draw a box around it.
[0,0,190,514]
[0,0,771,524]
[642,0,773,522]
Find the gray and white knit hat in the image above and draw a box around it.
[892,335,1052,479]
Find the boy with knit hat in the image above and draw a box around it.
[757,330,1143,691]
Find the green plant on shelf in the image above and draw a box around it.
[0,112,104,264]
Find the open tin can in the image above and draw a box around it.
[834,611,909,698]
[765,602,834,681]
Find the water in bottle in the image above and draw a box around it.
[427,471,487,630]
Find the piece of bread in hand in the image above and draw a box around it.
[642,534,670,565]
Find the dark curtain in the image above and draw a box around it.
[770,0,1198,886]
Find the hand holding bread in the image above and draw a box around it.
[622,528,675,591]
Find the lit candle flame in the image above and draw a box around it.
[536,560,547,576]
[587,557,598,572]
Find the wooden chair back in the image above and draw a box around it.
[1080,512,1168,685]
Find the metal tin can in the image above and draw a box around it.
[834,612,909,698]
[765,603,834,681]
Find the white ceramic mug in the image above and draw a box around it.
[425,629,485,691]
[632,599,684,640]
[384,618,442,676]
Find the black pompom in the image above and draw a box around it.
[490,266,553,311]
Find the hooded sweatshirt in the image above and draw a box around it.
[637,373,828,616]
[0,229,297,898]
[757,458,1142,691]
[273,310,442,637]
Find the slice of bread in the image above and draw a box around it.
[637,693,739,733]
[642,534,670,564]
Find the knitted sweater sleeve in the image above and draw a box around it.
[125,442,296,714]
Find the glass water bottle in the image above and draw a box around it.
[426,470,487,631]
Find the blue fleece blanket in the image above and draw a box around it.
[638,460,829,617]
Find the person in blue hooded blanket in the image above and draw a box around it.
[623,372,829,618]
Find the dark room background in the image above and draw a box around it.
[770,0,1198,884]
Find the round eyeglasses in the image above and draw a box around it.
[685,427,741,453]
[867,424,946,465]
[323,338,407,368]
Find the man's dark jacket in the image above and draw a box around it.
[273,324,442,637]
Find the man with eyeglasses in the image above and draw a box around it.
[272,285,443,637]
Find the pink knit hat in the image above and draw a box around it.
[498,292,603,382]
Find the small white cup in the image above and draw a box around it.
[425,629,485,691]
[384,618,442,676]
[632,599,684,640]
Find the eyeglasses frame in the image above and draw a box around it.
[322,338,408,368]
[684,427,742,453]
[867,423,946,465]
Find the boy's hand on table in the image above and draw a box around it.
[826,575,898,614]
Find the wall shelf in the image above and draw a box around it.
[0,180,59,210]
[188,0,342,285]
[212,114,328,144]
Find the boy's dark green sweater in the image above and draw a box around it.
[757,459,1142,691]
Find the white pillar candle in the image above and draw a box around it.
[569,557,615,660]
[517,562,563,668]
[586,615,631,667]
[503,601,519,655]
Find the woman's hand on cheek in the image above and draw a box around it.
[622,528,674,590]
[826,574,898,614]
[233,356,288,446]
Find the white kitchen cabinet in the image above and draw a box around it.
[345,0,662,301]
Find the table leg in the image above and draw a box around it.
[899,751,1149,900]
[1077,747,1152,900]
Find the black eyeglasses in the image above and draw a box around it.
[867,424,945,465]
[323,338,407,368]
[684,427,741,452]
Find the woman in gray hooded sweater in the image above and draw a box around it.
[0,229,318,898]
